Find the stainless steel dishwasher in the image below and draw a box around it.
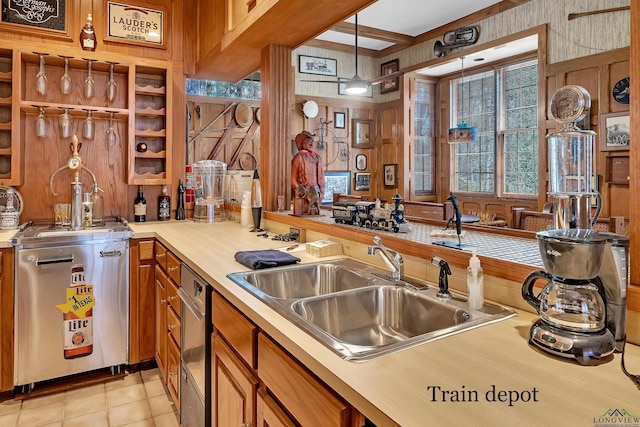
[179,263,212,427]
[13,222,131,392]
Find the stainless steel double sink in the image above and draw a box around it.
[227,258,516,361]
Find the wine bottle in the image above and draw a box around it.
[134,185,147,222]
[158,185,171,221]
[80,14,97,52]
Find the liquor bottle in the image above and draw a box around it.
[63,265,94,359]
[0,188,19,230]
[158,184,171,221]
[134,185,147,222]
[136,142,148,153]
[176,180,186,220]
[185,165,195,203]
[80,14,97,52]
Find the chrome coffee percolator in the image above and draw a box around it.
[522,85,629,365]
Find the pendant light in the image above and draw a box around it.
[345,14,368,95]
[448,56,478,144]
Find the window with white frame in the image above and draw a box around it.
[451,58,538,197]
[411,79,436,195]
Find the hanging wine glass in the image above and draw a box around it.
[107,62,117,103]
[59,108,72,138]
[83,109,95,140]
[84,59,95,99]
[34,106,49,137]
[60,56,72,95]
[106,112,117,147]
[35,53,48,96]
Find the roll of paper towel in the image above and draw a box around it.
[240,191,251,228]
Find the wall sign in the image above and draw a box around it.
[107,1,165,47]
[1,0,70,37]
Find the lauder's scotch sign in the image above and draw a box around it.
[107,1,165,48]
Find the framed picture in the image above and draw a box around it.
[355,154,367,171]
[298,55,337,76]
[106,1,166,48]
[339,83,373,97]
[0,0,73,40]
[599,112,630,151]
[352,119,374,149]
[334,112,346,129]
[380,59,400,94]
[355,173,370,191]
[383,164,398,188]
[322,171,351,205]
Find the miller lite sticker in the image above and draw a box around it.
[56,265,95,359]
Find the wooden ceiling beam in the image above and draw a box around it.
[304,39,379,57]
[331,22,415,46]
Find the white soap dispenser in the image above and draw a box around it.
[467,248,484,309]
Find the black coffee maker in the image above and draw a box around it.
[521,85,629,366]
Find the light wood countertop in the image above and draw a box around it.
[129,220,640,427]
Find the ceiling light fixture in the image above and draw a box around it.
[448,56,478,144]
[344,14,368,95]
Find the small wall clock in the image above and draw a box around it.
[612,77,630,105]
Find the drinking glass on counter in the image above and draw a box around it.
[54,203,71,227]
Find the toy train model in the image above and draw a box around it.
[332,194,410,233]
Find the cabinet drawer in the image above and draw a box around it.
[167,251,181,284]
[167,335,180,408]
[166,277,181,316]
[167,305,181,346]
[258,333,350,427]
[154,241,167,271]
[212,291,257,369]
[606,156,630,184]
[139,240,155,261]
[257,388,296,427]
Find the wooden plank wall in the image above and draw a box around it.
[0,0,189,222]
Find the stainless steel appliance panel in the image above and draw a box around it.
[179,263,211,427]
[15,240,129,386]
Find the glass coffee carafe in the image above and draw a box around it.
[522,229,611,332]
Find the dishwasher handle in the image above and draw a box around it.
[36,255,74,266]
[177,287,204,321]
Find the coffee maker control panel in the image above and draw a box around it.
[531,324,573,352]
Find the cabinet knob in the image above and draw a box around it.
[168,324,175,330]
[167,295,175,301]
[156,253,166,258]
[168,266,179,272]
[241,423,251,427]
[160,299,166,304]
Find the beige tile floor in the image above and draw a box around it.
[0,368,180,427]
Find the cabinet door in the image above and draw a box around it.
[213,334,258,427]
[167,334,180,409]
[0,249,13,391]
[154,241,167,272]
[129,239,156,364]
[258,333,350,427]
[257,388,295,427]
[155,265,168,379]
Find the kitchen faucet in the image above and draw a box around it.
[368,236,404,281]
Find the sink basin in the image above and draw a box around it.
[240,259,375,299]
[293,286,469,346]
[227,258,516,360]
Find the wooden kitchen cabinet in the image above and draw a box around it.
[257,388,296,427]
[153,240,181,411]
[154,265,168,379]
[167,332,181,407]
[129,239,156,364]
[212,290,258,369]
[258,332,355,427]
[212,334,258,427]
[0,248,14,392]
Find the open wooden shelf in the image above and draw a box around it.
[135,84,166,96]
